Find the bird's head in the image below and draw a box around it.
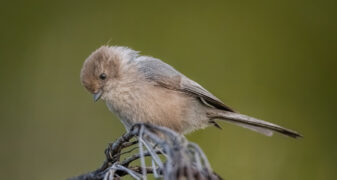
[81,45,140,101]
[80,46,122,102]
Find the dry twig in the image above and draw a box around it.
[67,123,222,180]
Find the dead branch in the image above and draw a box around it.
[67,123,222,180]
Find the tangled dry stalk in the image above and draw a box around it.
[68,123,222,180]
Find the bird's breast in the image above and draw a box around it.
[104,82,194,133]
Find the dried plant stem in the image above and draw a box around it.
[67,123,222,180]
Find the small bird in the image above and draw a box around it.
[80,46,301,138]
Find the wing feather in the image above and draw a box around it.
[136,56,234,112]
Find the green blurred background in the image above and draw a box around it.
[1,0,336,179]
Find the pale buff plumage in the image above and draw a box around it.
[80,46,301,138]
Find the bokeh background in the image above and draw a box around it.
[1,0,336,179]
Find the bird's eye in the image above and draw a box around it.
[99,73,107,80]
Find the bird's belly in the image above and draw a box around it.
[105,85,209,134]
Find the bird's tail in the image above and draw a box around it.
[207,110,302,138]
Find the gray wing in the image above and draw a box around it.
[136,56,234,112]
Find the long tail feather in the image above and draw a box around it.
[208,110,302,138]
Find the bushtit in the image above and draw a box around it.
[80,46,301,138]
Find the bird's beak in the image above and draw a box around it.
[93,90,103,102]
